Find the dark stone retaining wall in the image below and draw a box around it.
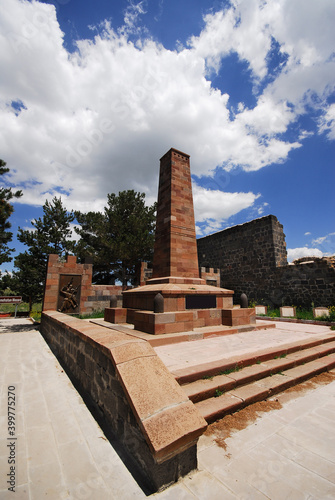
[197,215,335,308]
[40,311,206,493]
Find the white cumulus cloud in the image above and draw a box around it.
[0,0,334,219]
[311,232,335,255]
[193,184,260,235]
[318,104,335,140]
[287,247,324,262]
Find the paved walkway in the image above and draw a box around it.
[0,318,334,499]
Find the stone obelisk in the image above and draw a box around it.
[151,148,203,283]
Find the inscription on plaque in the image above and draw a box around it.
[57,275,81,314]
[186,295,216,309]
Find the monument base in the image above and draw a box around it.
[122,280,234,311]
[104,307,127,324]
[103,280,256,335]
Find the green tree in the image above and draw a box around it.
[0,159,22,264]
[75,190,156,287]
[0,271,18,296]
[14,197,75,309]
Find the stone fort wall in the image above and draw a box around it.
[197,215,335,308]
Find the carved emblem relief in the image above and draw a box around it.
[57,275,82,314]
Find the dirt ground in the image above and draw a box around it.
[204,371,335,452]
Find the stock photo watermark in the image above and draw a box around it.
[6,386,17,493]
[62,67,166,171]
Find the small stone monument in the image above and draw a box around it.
[313,307,329,318]
[280,306,296,318]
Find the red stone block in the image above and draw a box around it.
[48,254,59,264]
[175,311,193,323]
[66,255,77,265]
[47,278,59,286]
[104,308,127,324]
[153,324,166,335]
[222,308,256,326]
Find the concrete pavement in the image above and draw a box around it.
[1,317,335,499]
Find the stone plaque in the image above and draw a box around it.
[313,307,329,318]
[255,305,267,315]
[186,295,216,309]
[280,306,296,318]
[57,274,81,314]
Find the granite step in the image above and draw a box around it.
[175,334,335,424]
[195,354,335,423]
[184,340,335,403]
[173,333,335,385]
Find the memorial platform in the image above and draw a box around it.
[92,318,275,347]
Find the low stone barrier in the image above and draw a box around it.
[40,311,206,492]
[255,316,334,327]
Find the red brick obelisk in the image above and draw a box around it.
[119,148,255,334]
[152,148,201,282]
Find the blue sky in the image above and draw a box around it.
[0,0,334,274]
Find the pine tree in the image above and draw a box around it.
[0,159,22,265]
[75,190,156,287]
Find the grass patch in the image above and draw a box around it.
[316,314,335,323]
[0,302,42,313]
[214,389,223,398]
[0,302,42,321]
[296,308,314,321]
[78,310,105,319]
[30,309,42,322]
[219,364,242,376]
[267,308,280,318]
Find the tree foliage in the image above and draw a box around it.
[0,271,18,296]
[0,159,22,265]
[14,197,75,307]
[75,190,156,286]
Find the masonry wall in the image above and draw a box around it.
[41,311,206,492]
[273,259,335,308]
[88,285,123,312]
[197,215,335,308]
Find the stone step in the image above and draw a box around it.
[173,333,335,385]
[174,333,335,424]
[184,340,335,403]
[195,354,335,423]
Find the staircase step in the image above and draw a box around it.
[184,374,237,403]
[195,354,335,423]
[174,334,335,385]
[183,340,335,403]
[195,393,245,423]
